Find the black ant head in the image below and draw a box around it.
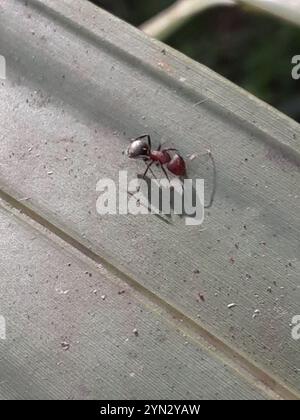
[127,139,150,159]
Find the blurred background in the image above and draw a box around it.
[90,0,300,122]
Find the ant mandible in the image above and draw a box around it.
[127,134,186,181]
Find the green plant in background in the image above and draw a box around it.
[167,7,300,120]
[91,0,300,122]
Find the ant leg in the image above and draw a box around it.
[135,161,156,194]
[156,145,178,153]
[143,160,154,178]
[162,148,178,152]
[161,163,184,191]
[135,161,157,194]
[204,150,217,209]
[148,166,157,179]
[160,164,170,182]
[142,160,157,179]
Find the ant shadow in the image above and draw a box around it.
[127,173,204,225]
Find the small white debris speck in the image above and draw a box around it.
[252,309,261,319]
[47,171,53,175]
[227,303,236,309]
[55,287,69,295]
[188,154,198,161]
[101,294,106,300]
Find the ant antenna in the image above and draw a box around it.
[204,149,217,209]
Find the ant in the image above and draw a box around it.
[127,134,217,209]
[127,134,186,182]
